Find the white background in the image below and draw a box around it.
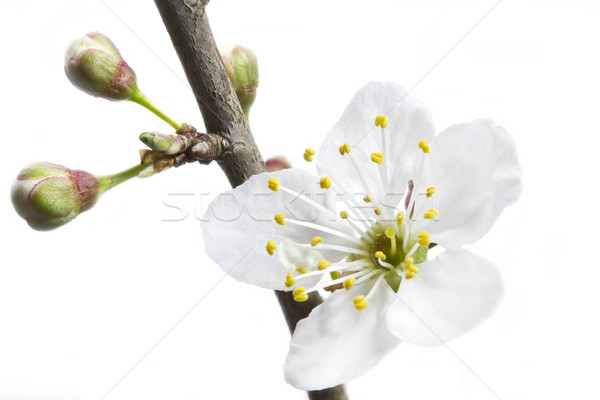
[1,0,598,399]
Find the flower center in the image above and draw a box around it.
[267,114,437,310]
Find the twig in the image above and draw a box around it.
[153,1,348,399]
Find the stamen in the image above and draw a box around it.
[267,177,280,191]
[371,152,384,164]
[311,236,323,247]
[378,259,394,269]
[375,115,389,128]
[285,273,296,288]
[303,148,316,162]
[406,242,420,259]
[274,213,286,225]
[293,286,309,302]
[426,186,436,197]
[364,195,373,203]
[295,260,371,281]
[318,260,330,271]
[278,185,335,218]
[375,251,386,261]
[344,277,356,290]
[424,208,439,219]
[355,298,369,310]
[418,139,430,153]
[339,143,351,155]
[340,211,349,219]
[301,243,369,256]
[266,240,277,256]
[320,176,331,189]
[374,206,382,215]
[354,273,386,310]
[285,217,361,244]
[418,231,430,246]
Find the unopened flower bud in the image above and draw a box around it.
[65,32,138,101]
[139,131,191,155]
[11,163,100,231]
[265,156,292,172]
[222,45,259,117]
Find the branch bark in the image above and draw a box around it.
[153,1,347,399]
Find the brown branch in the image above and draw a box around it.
[153,1,347,399]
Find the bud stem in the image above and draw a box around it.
[130,89,182,130]
[97,163,150,194]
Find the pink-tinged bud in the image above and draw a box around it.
[222,45,259,117]
[64,32,138,101]
[265,156,292,172]
[11,163,100,231]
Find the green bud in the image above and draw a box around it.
[222,45,259,117]
[64,32,138,101]
[139,131,191,155]
[265,156,292,172]
[11,162,101,231]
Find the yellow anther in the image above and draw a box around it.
[375,114,389,128]
[267,177,280,191]
[266,240,277,256]
[318,260,330,271]
[405,272,416,279]
[339,143,351,155]
[353,295,366,305]
[426,186,436,197]
[374,207,382,215]
[292,286,306,297]
[311,236,323,247]
[424,208,439,219]
[408,265,420,274]
[375,251,386,260]
[418,231,430,246]
[371,152,384,164]
[397,211,405,226]
[418,139,430,154]
[405,257,414,265]
[294,293,309,302]
[303,148,316,162]
[285,273,296,288]
[364,195,372,203]
[385,227,395,239]
[355,299,370,310]
[344,277,356,290]
[274,212,286,225]
[320,176,331,189]
[296,265,311,274]
[340,211,349,219]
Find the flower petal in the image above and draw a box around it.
[201,169,355,290]
[317,81,435,209]
[284,282,401,390]
[412,120,523,248]
[385,248,503,346]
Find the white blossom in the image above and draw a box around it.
[202,81,522,390]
